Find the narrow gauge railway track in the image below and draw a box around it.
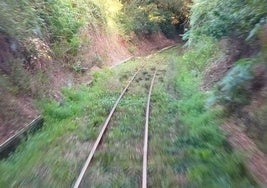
[73,66,158,188]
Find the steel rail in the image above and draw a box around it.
[142,70,157,188]
[73,69,140,188]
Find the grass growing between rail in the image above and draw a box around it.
[0,60,142,187]
[0,45,257,187]
[80,55,168,187]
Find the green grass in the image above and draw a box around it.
[148,61,182,187]
[0,59,141,187]
[0,46,257,187]
[80,53,169,187]
[169,46,257,187]
[82,94,145,187]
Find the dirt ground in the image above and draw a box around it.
[0,34,38,144]
[222,121,267,187]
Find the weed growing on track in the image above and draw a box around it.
[80,61,164,187]
[82,94,146,187]
[0,46,258,187]
[0,60,142,187]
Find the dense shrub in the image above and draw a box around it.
[0,0,105,58]
[0,1,39,40]
[188,0,267,43]
[117,2,160,35]
[207,59,255,109]
[119,0,191,37]
[185,0,267,113]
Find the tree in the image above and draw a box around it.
[119,0,192,37]
[188,0,267,42]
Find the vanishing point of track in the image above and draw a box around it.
[73,67,158,188]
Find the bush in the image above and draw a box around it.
[0,0,106,60]
[0,1,40,40]
[118,2,160,35]
[119,0,191,37]
[182,36,218,72]
[188,0,267,43]
[208,59,255,109]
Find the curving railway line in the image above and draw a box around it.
[73,66,159,188]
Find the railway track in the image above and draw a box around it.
[73,66,159,188]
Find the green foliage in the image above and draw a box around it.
[172,51,256,187]
[119,0,191,36]
[156,0,192,37]
[186,0,267,115]
[0,1,40,40]
[209,59,255,109]
[118,2,160,35]
[42,0,107,56]
[42,1,83,42]
[246,17,267,41]
[182,36,218,72]
[0,55,144,187]
[38,1,83,56]
[0,46,257,187]
[0,0,107,60]
[0,77,118,187]
[188,0,267,42]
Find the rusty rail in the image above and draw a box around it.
[0,116,43,158]
[142,70,157,188]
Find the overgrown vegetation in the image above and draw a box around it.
[186,0,267,109]
[0,0,109,60]
[0,54,145,186]
[188,0,267,42]
[118,0,192,37]
[0,47,257,187]
[0,69,126,187]
[0,0,123,129]
[182,0,267,183]
[209,59,256,110]
[172,46,257,187]
[1,0,267,186]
